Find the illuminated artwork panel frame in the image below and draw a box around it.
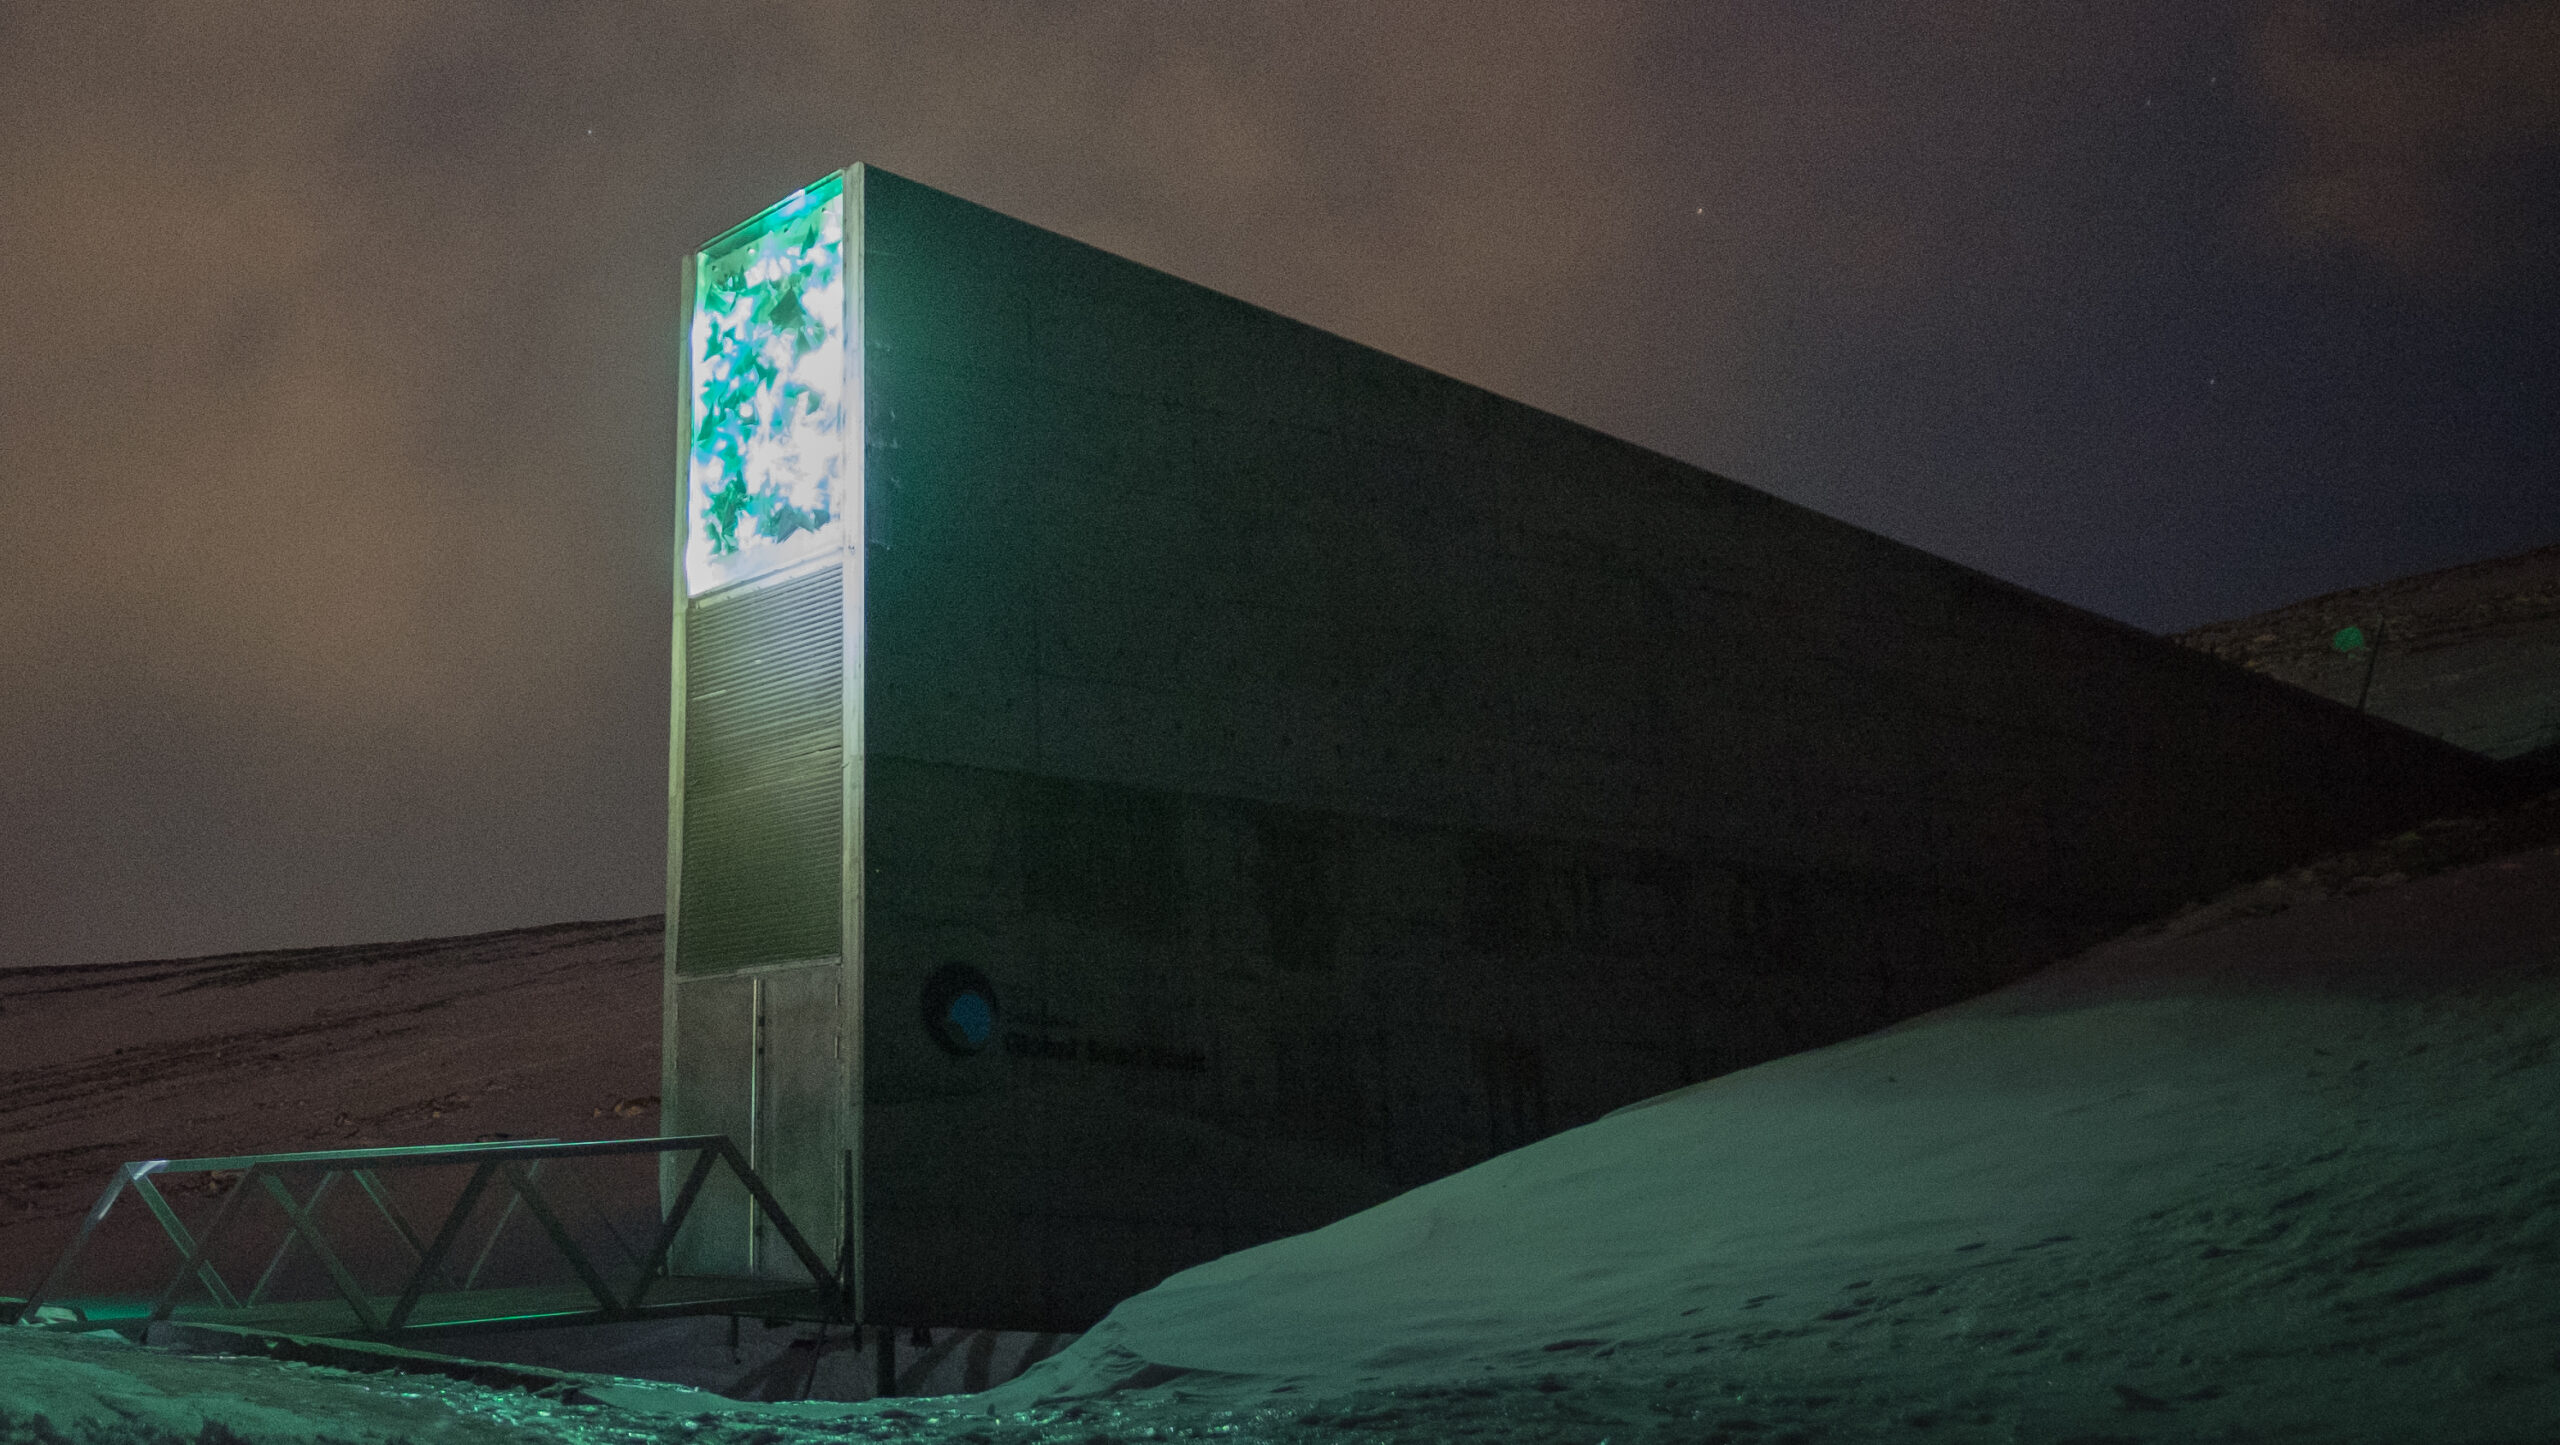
[684,173,853,597]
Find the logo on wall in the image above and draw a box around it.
[921,963,999,1056]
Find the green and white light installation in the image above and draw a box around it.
[684,175,848,596]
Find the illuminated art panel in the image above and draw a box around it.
[686,175,849,596]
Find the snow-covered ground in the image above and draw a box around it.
[10,805,2560,1443]
[2176,539,2560,762]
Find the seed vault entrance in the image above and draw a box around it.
[663,174,863,1295]
[662,164,2508,1336]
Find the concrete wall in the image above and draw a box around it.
[845,167,2508,1330]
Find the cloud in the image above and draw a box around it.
[6,0,2540,966]
[807,1,1664,411]
[2253,0,2560,282]
[0,0,1681,964]
[0,0,2206,965]
[0,0,1679,747]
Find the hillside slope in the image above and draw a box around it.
[964,792,2560,1440]
[2177,541,2560,761]
[0,917,665,1293]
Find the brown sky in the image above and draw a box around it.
[1,1,2553,968]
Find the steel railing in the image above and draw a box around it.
[13,1135,839,1337]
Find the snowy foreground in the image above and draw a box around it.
[10,833,2560,1443]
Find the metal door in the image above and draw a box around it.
[753,961,846,1279]
[667,973,756,1275]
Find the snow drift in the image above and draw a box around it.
[979,825,2560,1437]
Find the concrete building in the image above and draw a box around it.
[663,164,2510,1333]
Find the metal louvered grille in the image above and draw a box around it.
[676,565,845,975]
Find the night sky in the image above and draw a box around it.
[2,3,2553,970]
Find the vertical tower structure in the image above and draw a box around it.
[664,174,863,1287]
[666,165,2509,1331]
